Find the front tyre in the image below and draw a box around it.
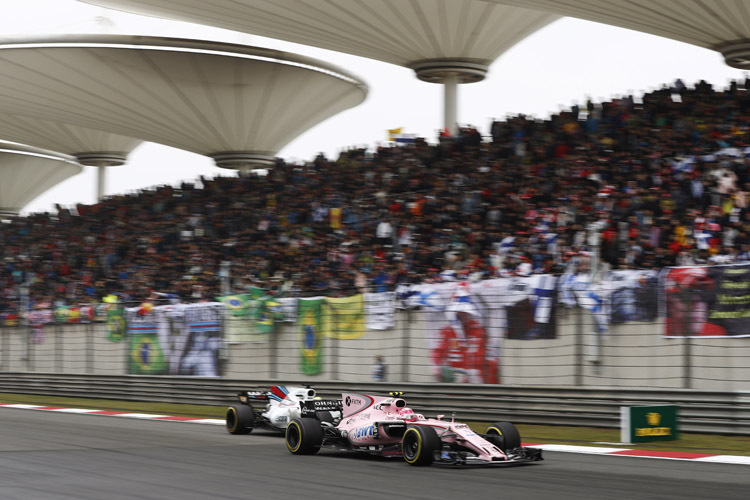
[485,421,521,450]
[401,425,440,466]
[286,418,323,455]
[226,405,254,434]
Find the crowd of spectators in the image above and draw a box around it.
[3,77,750,314]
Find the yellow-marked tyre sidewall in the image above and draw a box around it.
[287,420,303,453]
[227,407,239,433]
[485,421,521,450]
[487,426,502,437]
[403,428,422,464]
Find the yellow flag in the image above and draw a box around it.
[323,295,365,339]
[387,127,403,141]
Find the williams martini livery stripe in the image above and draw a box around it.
[268,385,289,402]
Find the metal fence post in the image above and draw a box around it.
[575,306,583,386]
[684,336,692,389]
[26,324,33,372]
[87,323,94,374]
[55,322,63,373]
[1,326,7,371]
[270,322,277,379]
[402,308,411,383]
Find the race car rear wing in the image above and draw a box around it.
[299,399,343,417]
[237,391,270,403]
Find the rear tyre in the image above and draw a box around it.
[286,418,323,455]
[226,405,254,435]
[485,421,521,450]
[401,425,440,466]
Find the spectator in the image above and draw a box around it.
[372,355,386,381]
[4,78,750,314]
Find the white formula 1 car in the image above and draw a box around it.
[226,385,340,434]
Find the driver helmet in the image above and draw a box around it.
[398,408,416,420]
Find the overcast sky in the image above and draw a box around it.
[3,0,749,215]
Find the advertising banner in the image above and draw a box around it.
[621,405,679,443]
[661,264,750,337]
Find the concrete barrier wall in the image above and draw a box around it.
[2,307,750,391]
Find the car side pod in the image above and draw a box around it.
[401,425,441,466]
[286,417,324,455]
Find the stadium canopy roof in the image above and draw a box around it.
[0,115,141,168]
[81,0,750,70]
[0,34,368,170]
[488,0,750,70]
[0,141,83,217]
[77,0,560,132]
[0,114,141,202]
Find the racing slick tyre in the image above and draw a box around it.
[286,418,323,455]
[316,410,334,424]
[485,421,521,451]
[226,404,255,435]
[401,425,440,466]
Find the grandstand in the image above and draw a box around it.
[1,78,750,304]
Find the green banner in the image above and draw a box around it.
[298,298,324,375]
[621,405,679,443]
[106,305,126,342]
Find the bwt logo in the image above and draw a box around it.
[349,425,374,440]
[345,396,363,406]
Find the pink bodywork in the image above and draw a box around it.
[338,393,508,462]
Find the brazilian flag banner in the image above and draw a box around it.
[125,307,167,375]
[298,297,324,375]
[106,305,126,342]
[248,286,281,334]
[217,294,252,317]
[254,295,284,335]
[217,293,259,342]
[218,289,283,340]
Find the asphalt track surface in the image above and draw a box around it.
[1,407,748,500]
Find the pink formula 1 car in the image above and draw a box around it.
[285,392,542,466]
